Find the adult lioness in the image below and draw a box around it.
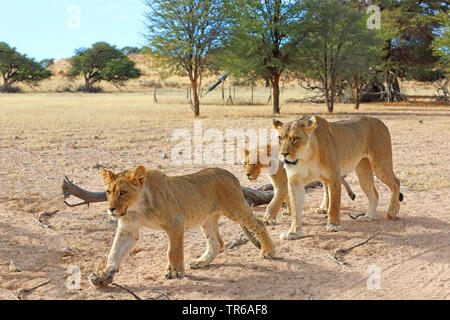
[89,166,275,286]
[242,145,356,225]
[273,115,403,240]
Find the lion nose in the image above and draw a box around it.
[281,152,289,157]
[246,173,251,178]
[109,208,116,213]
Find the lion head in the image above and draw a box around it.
[242,145,273,180]
[272,115,318,166]
[99,166,147,219]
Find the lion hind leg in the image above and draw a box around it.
[189,216,222,269]
[355,158,378,222]
[223,205,275,259]
[371,161,401,220]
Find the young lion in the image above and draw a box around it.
[273,115,403,240]
[242,145,356,225]
[88,166,275,286]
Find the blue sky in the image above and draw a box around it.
[0,0,148,60]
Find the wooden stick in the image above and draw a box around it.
[38,210,59,221]
[16,280,51,299]
[31,217,50,229]
[111,283,142,300]
[333,231,381,257]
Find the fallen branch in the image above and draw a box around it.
[228,234,248,250]
[327,253,348,266]
[333,231,381,257]
[111,283,142,300]
[62,175,327,209]
[63,176,275,208]
[38,210,59,221]
[329,231,382,265]
[31,217,50,229]
[16,280,51,299]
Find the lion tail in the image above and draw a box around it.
[399,192,404,202]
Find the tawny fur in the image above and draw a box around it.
[88,166,275,286]
[242,144,355,225]
[273,115,402,240]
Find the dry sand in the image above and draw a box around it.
[0,93,449,300]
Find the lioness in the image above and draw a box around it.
[273,115,403,240]
[242,145,356,225]
[88,166,275,286]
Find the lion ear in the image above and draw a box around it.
[133,165,146,185]
[300,116,317,135]
[272,119,283,129]
[99,168,116,186]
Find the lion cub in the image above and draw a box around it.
[89,166,275,286]
[242,145,355,225]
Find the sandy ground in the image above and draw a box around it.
[0,93,449,300]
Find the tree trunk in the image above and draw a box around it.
[191,79,200,117]
[272,72,280,115]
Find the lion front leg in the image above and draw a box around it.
[280,181,304,240]
[326,180,343,232]
[263,187,285,225]
[315,182,329,215]
[163,225,185,279]
[89,224,139,287]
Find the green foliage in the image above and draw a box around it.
[432,11,450,75]
[223,0,303,114]
[102,58,142,87]
[40,58,54,68]
[144,0,232,116]
[121,46,141,55]
[292,0,376,111]
[70,42,141,91]
[223,0,301,80]
[375,0,448,81]
[0,42,52,92]
[144,0,230,80]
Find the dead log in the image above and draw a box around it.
[62,177,324,208]
[63,176,275,208]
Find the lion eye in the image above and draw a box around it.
[106,190,111,195]
[120,191,127,197]
[278,136,283,141]
[293,137,300,143]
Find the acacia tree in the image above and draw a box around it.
[370,0,448,101]
[144,0,231,117]
[224,0,303,114]
[0,42,52,92]
[70,42,141,92]
[293,0,373,112]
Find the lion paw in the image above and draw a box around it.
[279,231,302,240]
[189,259,209,269]
[263,215,276,225]
[356,214,373,222]
[326,224,344,232]
[315,208,328,215]
[88,269,115,287]
[163,266,185,279]
[260,247,275,259]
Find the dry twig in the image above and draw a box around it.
[111,283,142,300]
[228,234,248,250]
[329,231,382,265]
[16,280,51,299]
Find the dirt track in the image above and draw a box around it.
[0,94,449,300]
